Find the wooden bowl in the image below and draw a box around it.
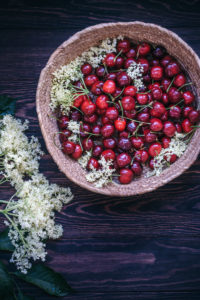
[36,22,200,196]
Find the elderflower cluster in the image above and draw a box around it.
[146,133,187,177]
[50,36,124,114]
[127,61,144,90]
[78,151,91,169]
[86,156,115,188]
[68,120,80,143]
[0,115,73,273]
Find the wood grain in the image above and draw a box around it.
[0,0,200,299]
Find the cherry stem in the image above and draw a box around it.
[119,100,124,118]
[166,99,184,110]
[114,50,122,62]
[72,105,84,115]
[166,76,175,93]
[177,82,193,91]
[123,116,150,125]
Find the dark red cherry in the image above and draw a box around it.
[165,61,180,77]
[118,137,132,151]
[81,100,96,115]
[103,53,116,67]
[124,85,137,97]
[80,123,91,137]
[136,43,151,56]
[119,168,133,184]
[126,48,136,58]
[161,78,171,91]
[124,109,137,119]
[87,157,99,170]
[150,101,166,118]
[96,66,105,77]
[121,96,135,111]
[101,149,115,161]
[127,121,137,133]
[137,58,149,74]
[124,58,136,69]
[151,87,163,100]
[188,110,199,123]
[150,118,163,132]
[62,140,75,154]
[169,105,181,119]
[81,63,92,75]
[103,137,116,149]
[82,138,94,151]
[183,106,193,118]
[161,111,169,122]
[163,121,176,137]
[150,66,163,81]
[106,72,117,81]
[58,116,69,129]
[119,131,129,138]
[92,125,101,135]
[91,81,103,95]
[175,123,182,133]
[117,72,131,86]
[168,87,181,103]
[174,73,186,87]
[137,112,150,123]
[115,56,124,68]
[103,80,116,94]
[152,45,166,58]
[84,74,98,86]
[161,55,172,67]
[92,145,103,157]
[148,142,162,157]
[105,107,119,120]
[101,124,115,137]
[72,144,83,159]
[117,39,130,53]
[131,161,143,176]
[131,137,144,149]
[182,119,192,133]
[162,136,171,148]
[134,150,149,163]
[144,130,157,143]
[117,152,131,168]
[101,115,112,125]
[162,93,169,105]
[183,91,195,105]
[59,129,71,143]
[136,93,148,105]
[71,110,81,121]
[84,114,97,123]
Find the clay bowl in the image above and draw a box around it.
[36,21,200,196]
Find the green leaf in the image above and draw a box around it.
[0,94,16,117]
[14,263,73,297]
[0,260,15,300]
[0,228,15,252]
[17,289,35,300]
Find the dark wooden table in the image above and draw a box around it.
[1,0,200,299]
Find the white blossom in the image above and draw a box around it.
[127,61,144,90]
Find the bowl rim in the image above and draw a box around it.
[36,21,200,196]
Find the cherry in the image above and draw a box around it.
[71,110,81,121]
[72,144,83,159]
[81,100,96,115]
[164,154,177,164]
[134,150,149,163]
[96,94,109,110]
[80,123,91,137]
[91,81,103,95]
[131,137,144,149]
[152,46,166,58]
[183,106,193,118]
[115,56,124,68]
[103,80,116,94]
[103,137,116,149]
[148,142,162,157]
[175,123,182,133]
[127,121,137,133]
[114,117,126,131]
[162,93,169,105]
[117,39,130,53]
[143,74,151,83]
[165,61,180,77]
[136,43,151,56]
[84,74,98,86]
[118,137,132,151]
[119,168,133,184]
[87,157,99,170]
[92,145,103,157]
[163,121,176,137]
[113,87,123,98]
[144,130,157,143]
[119,131,129,138]
[161,111,169,122]
[92,125,101,135]
[174,73,186,87]
[101,115,112,125]
[150,66,163,81]
[162,136,171,148]
[105,107,119,120]
[103,53,116,67]
[84,114,98,123]
[150,101,166,118]
[149,158,155,169]
[59,129,71,143]
[161,55,172,67]
[73,95,84,108]
[101,149,115,161]
[81,63,92,75]
[169,105,181,119]
[96,66,105,77]
[168,87,181,103]
[151,87,163,100]
[131,161,143,176]
[136,93,148,105]
[182,119,192,133]
[124,109,137,119]
[58,116,69,129]
[126,48,136,58]
[121,96,135,111]
[106,72,117,81]
[117,152,131,168]
[117,72,131,86]
[183,91,195,105]
[62,140,75,154]
[124,85,137,97]
[137,112,150,123]
[101,124,115,137]
[124,58,136,69]
[150,118,163,132]
[82,138,94,151]
[161,78,171,91]
[188,110,199,123]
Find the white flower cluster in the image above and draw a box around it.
[127,61,144,90]
[146,133,187,177]
[50,36,124,115]
[78,151,91,169]
[0,115,73,273]
[86,156,115,188]
[67,120,80,143]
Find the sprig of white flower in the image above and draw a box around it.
[0,115,73,273]
[78,151,91,169]
[127,61,144,90]
[146,133,187,177]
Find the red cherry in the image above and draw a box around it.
[62,140,75,154]
[101,124,115,137]
[84,74,98,86]
[161,111,169,122]
[124,58,136,69]
[114,117,126,131]
[131,137,144,149]
[150,101,166,118]
[149,158,155,169]
[165,61,180,77]
[124,85,137,97]
[106,72,117,81]
[153,46,166,58]
[164,154,177,164]
[59,129,71,143]
[150,118,163,132]
[188,110,199,123]
[73,95,84,108]
[126,48,136,58]
[150,66,163,81]
[101,115,112,125]
[136,43,151,56]
[183,91,195,105]
[92,145,103,157]
[131,161,142,176]
[103,137,116,149]
[124,109,137,119]
[161,78,171,91]
[58,116,69,129]
[183,106,193,118]
[134,150,149,163]
[81,63,92,75]
[168,87,181,103]
[148,142,162,157]
[127,121,137,133]
[162,93,169,105]
[84,114,98,124]
[175,123,182,133]
[121,96,135,111]
[81,100,96,115]
[103,53,116,67]
[182,119,192,133]
[137,58,149,74]
[96,66,105,77]
[163,121,176,137]
[119,131,129,138]
[169,105,181,119]
[162,136,171,148]
[151,87,163,100]
[119,168,133,184]
[117,72,131,86]
[91,81,103,95]
[136,93,148,105]
[72,144,83,159]
[96,94,109,109]
[105,107,119,120]
[115,56,124,68]
[174,74,186,87]
[101,149,115,161]
[137,112,150,123]
[144,130,157,143]
[103,80,116,94]
[117,39,130,53]
[87,157,99,170]
[92,125,101,135]
[117,152,131,168]
[80,123,91,137]
[161,55,172,67]
[82,138,94,151]
[118,137,132,151]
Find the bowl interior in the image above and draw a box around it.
[36,22,200,196]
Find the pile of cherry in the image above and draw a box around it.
[57,38,199,184]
